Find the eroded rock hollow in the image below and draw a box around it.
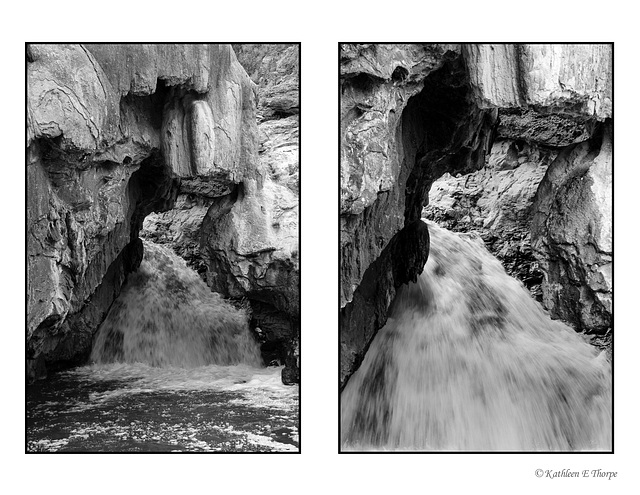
[340,43,612,389]
[27,44,300,384]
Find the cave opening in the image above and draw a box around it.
[400,55,497,225]
[341,53,498,388]
[30,84,293,381]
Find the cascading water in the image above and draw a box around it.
[90,240,261,368]
[341,221,611,451]
[27,240,298,452]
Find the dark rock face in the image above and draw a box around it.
[497,109,592,147]
[341,220,430,388]
[27,44,259,382]
[340,43,612,388]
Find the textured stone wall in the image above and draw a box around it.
[340,43,612,389]
[141,44,300,383]
[424,139,558,300]
[27,44,258,381]
[531,123,612,335]
[425,120,612,341]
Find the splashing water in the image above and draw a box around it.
[91,240,262,368]
[28,240,298,452]
[341,222,611,451]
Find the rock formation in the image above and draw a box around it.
[425,121,612,345]
[340,43,612,389]
[531,123,612,336]
[216,44,299,383]
[340,44,497,387]
[142,44,300,383]
[424,139,558,300]
[27,44,299,384]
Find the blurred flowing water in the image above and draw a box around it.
[27,240,298,452]
[341,222,611,451]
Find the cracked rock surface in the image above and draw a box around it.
[340,43,612,388]
[531,124,612,336]
[142,44,300,383]
[27,44,258,382]
[424,139,558,301]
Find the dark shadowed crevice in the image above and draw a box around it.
[340,220,430,390]
[248,298,300,384]
[514,43,529,106]
[119,78,170,131]
[26,44,35,63]
[402,55,498,225]
[340,53,498,389]
[343,72,385,93]
[128,150,180,239]
[391,66,409,83]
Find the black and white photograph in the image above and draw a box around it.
[11,3,639,491]
[26,43,300,452]
[339,43,613,452]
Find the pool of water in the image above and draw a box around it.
[27,363,299,452]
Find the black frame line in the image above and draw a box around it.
[25,41,302,455]
[337,41,614,454]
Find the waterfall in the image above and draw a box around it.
[341,221,611,451]
[91,240,262,368]
[27,240,299,452]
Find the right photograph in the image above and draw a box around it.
[339,43,613,452]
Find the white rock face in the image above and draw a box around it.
[589,131,613,254]
[27,45,119,150]
[203,115,299,310]
[188,100,216,175]
[465,44,612,119]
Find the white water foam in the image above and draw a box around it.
[66,362,297,410]
[341,221,611,451]
[28,240,298,453]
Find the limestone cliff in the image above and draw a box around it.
[232,43,299,121]
[141,44,300,383]
[219,44,300,383]
[340,43,612,389]
[27,44,260,382]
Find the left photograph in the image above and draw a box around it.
[26,43,300,452]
